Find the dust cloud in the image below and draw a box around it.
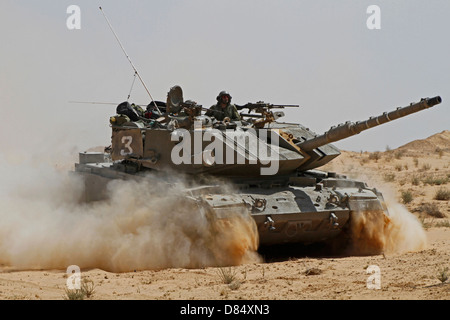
[348,181,427,256]
[0,155,261,272]
[381,198,427,254]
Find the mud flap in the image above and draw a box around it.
[73,171,111,202]
[346,196,391,255]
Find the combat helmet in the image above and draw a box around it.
[216,91,232,102]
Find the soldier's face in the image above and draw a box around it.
[220,95,229,105]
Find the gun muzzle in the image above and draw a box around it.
[427,96,442,107]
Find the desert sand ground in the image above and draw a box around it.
[0,131,448,301]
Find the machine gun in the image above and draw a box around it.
[236,101,299,128]
[236,101,299,112]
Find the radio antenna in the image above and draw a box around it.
[99,7,161,113]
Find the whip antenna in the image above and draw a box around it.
[99,6,161,113]
[127,71,137,101]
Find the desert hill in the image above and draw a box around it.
[397,130,450,154]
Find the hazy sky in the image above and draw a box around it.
[1,0,448,159]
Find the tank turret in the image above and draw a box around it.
[105,90,442,177]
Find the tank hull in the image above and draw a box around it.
[74,153,389,247]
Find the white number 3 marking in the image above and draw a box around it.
[120,136,133,156]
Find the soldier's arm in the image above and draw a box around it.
[232,105,241,120]
[205,105,215,116]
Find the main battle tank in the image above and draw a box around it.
[74,86,442,251]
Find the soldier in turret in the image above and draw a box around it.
[205,91,241,121]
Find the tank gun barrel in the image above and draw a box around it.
[298,96,442,151]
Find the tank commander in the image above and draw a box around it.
[205,91,241,121]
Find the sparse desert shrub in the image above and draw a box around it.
[304,268,322,276]
[421,163,431,171]
[368,152,381,162]
[217,267,238,284]
[435,220,450,228]
[395,151,404,159]
[383,173,395,182]
[435,147,444,158]
[420,217,432,230]
[423,176,433,185]
[418,203,445,218]
[437,267,449,283]
[422,175,448,186]
[426,177,448,185]
[411,176,420,186]
[401,191,413,204]
[64,288,86,300]
[395,164,403,171]
[384,153,394,162]
[434,187,450,201]
[228,280,242,290]
[413,157,419,167]
[81,278,96,298]
[64,278,95,300]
